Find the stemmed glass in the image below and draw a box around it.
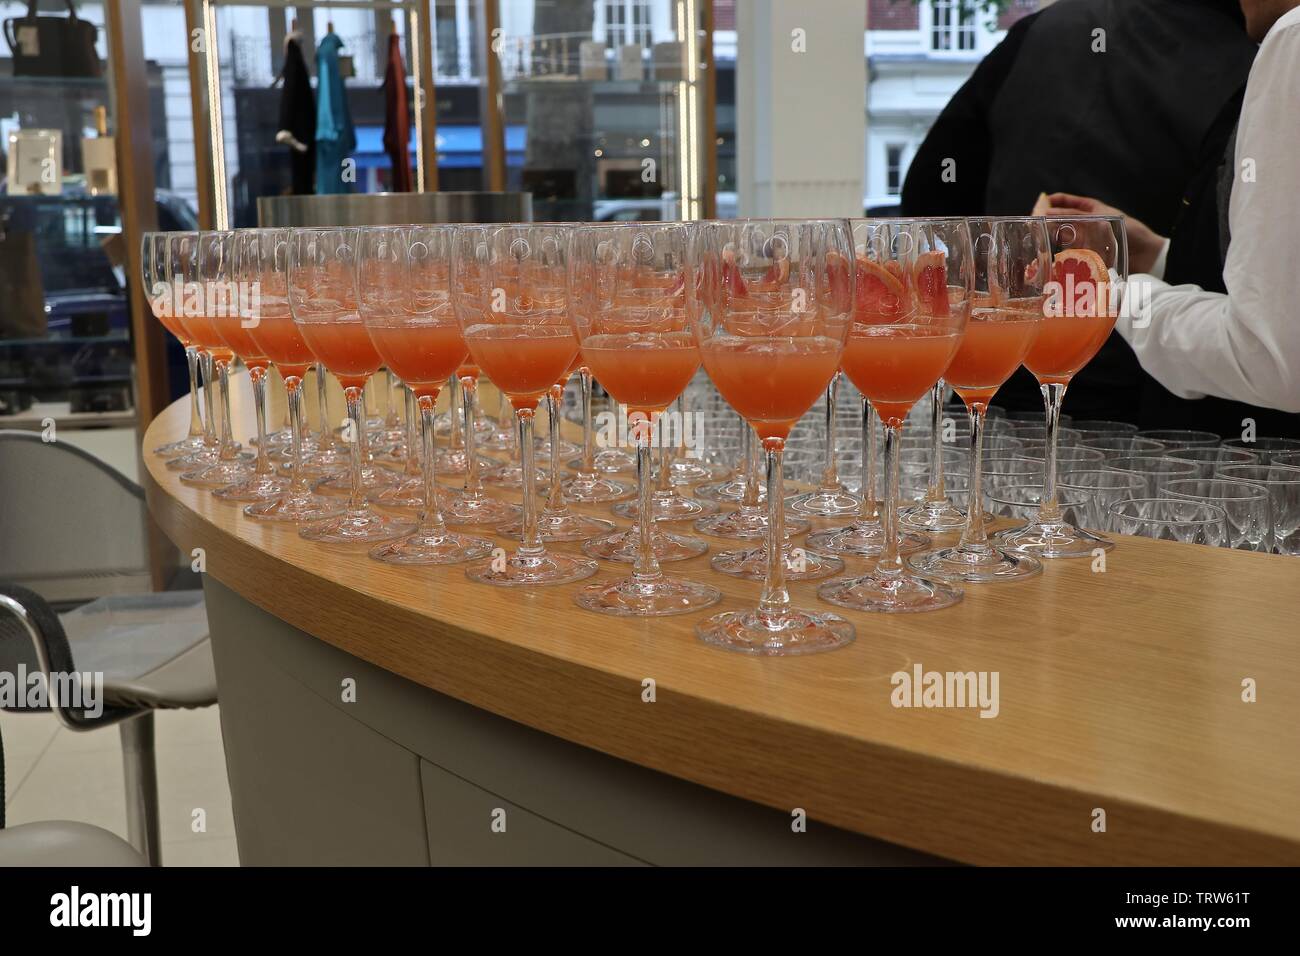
[357,225,494,564]
[288,227,412,545]
[452,223,598,586]
[178,231,255,487]
[609,417,718,522]
[692,218,856,654]
[995,215,1127,557]
[570,222,722,616]
[909,217,1048,583]
[696,422,809,538]
[784,372,862,517]
[289,362,350,478]
[818,218,968,613]
[900,218,975,534]
[562,362,635,502]
[141,231,208,459]
[237,228,344,524]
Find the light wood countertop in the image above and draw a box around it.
[142,376,1300,865]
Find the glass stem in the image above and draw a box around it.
[632,421,662,581]
[925,381,947,504]
[316,363,334,449]
[579,368,596,477]
[656,414,672,494]
[879,421,904,577]
[385,370,400,429]
[286,377,307,495]
[344,386,366,513]
[757,438,789,617]
[200,351,217,446]
[403,386,420,476]
[545,386,565,511]
[462,377,484,495]
[1039,381,1067,522]
[820,371,840,491]
[184,345,203,437]
[860,398,879,525]
[217,360,236,459]
[449,377,462,450]
[959,404,988,549]
[517,408,542,556]
[739,423,759,510]
[418,396,448,536]
[250,368,271,476]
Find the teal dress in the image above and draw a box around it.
[315,33,356,195]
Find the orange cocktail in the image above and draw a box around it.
[840,325,962,425]
[1022,311,1114,386]
[367,322,467,397]
[700,336,843,441]
[944,311,1041,407]
[581,330,699,417]
[298,320,384,390]
[463,326,577,410]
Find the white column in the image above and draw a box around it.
[736,0,866,217]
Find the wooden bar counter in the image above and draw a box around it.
[143,379,1300,866]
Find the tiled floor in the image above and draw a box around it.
[2,705,239,866]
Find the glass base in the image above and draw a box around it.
[562,474,635,503]
[907,544,1042,583]
[612,492,717,522]
[371,446,412,466]
[289,446,350,478]
[369,529,495,566]
[166,446,225,471]
[465,550,597,587]
[368,475,427,510]
[212,473,288,502]
[667,460,714,484]
[694,508,810,540]
[299,508,414,546]
[786,488,863,518]
[711,545,843,581]
[154,434,207,458]
[497,510,616,543]
[479,427,515,451]
[582,526,708,563]
[817,571,963,614]
[535,438,581,460]
[261,427,296,447]
[440,491,519,526]
[805,521,930,558]
[244,492,344,523]
[316,465,398,495]
[696,607,855,657]
[899,500,971,533]
[993,520,1114,559]
[436,450,499,477]
[568,449,636,474]
[480,462,524,489]
[180,458,255,487]
[574,573,722,617]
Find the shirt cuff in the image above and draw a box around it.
[1148,238,1171,282]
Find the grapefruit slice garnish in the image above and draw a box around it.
[1052,248,1110,318]
[855,256,906,320]
[721,247,749,298]
[913,250,950,317]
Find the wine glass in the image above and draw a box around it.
[288,227,413,545]
[569,222,722,616]
[451,223,598,586]
[899,217,975,534]
[356,225,494,564]
[237,228,345,524]
[909,217,1048,583]
[560,362,635,502]
[995,215,1127,558]
[818,218,967,613]
[692,218,856,654]
[142,231,208,459]
[177,230,255,487]
[783,371,862,517]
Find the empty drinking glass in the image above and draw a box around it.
[1109,498,1228,546]
[1080,435,1167,460]
[1058,468,1144,532]
[1215,464,1300,555]
[1136,429,1220,450]
[1165,478,1272,552]
[1165,447,1257,479]
[1106,455,1198,495]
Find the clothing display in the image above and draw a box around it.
[315,31,357,195]
[276,36,316,195]
[382,32,413,193]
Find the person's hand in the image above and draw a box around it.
[1032,192,1167,275]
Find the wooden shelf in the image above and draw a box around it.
[142,380,1300,865]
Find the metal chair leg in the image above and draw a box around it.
[119,712,161,866]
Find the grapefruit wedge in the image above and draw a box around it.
[913,250,950,317]
[855,256,907,321]
[1052,248,1110,318]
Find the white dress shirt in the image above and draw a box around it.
[1117,5,1300,414]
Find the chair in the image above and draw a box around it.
[0,430,217,866]
[0,718,145,866]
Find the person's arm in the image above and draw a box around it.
[1116,12,1300,413]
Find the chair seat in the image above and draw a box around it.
[59,591,216,710]
[0,821,147,866]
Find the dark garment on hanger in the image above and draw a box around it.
[1140,87,1300,439]
[382,32,413,192]
[902,0,1256,423]
[277,37,315,195]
